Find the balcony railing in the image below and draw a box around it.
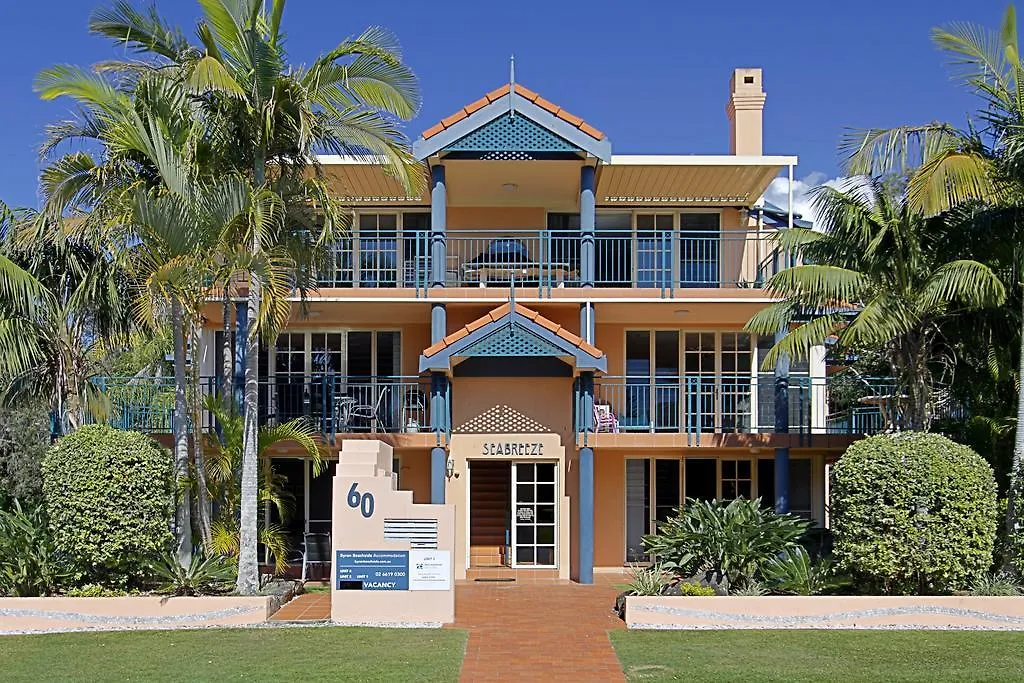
[90,375,448,442]
[576,375,896,439]
[317,229,791,294]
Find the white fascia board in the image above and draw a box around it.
[314,154,390,165]
[609,155,799,166]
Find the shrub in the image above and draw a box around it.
[0,500,70,596]
[151,550,236,596]
[830,432,997,594]
[623,564,668,596]
[674,583,716,596]
[42,425,174,586]
[970,572,1021,596]
[762,547,848,596]
[642,497,810,588]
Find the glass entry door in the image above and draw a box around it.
[511,462,558,568]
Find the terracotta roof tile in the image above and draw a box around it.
[420,82,605,142]
[486,84,511,101]
[533,96,560,115]
[513,84,539,101]
[463,96,490,115]
[421,301,604,361]
[440,109,469,128]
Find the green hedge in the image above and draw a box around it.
[41,425,173,586]
[831,432,997,594]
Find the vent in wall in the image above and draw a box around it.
[384,518,439,549]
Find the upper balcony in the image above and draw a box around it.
[318,227,793,296]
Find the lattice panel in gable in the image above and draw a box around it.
[458,326,565,358]
[454,404,551,434]
[444,114,580,153]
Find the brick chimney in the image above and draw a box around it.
[727,68,766,156]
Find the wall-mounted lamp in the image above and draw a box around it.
[445,456,457,480]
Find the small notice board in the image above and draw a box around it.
[336,549,451,592]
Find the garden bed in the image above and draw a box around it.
[0,595,288,634]
[625,595,1024,630]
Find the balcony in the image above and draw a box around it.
[575,375,894,442]
[317,229,791,295]
[90,376,447,443]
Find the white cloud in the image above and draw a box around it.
[760,172,846,226]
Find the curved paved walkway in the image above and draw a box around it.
[452,576,626,682]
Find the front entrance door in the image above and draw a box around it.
[511,462,558,568]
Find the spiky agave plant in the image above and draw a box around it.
[202,395,325,573]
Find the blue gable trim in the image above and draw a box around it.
[413,93,611,162]
[419,310,607,374]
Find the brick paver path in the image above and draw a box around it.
[270,592,330,621]
[453,576,626,682]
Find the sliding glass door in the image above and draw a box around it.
[625,458,681,562]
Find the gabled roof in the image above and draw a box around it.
[421,83,605,142]
[413,84,612,162]
[420,301,606,374]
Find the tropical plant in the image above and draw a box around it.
[0,500,70,597]
[835,3,1024,573]
[831,432,998,594]
[672,583,717,596]
[730,581,769,597]
[970,571,1022,596]
[762,547,848,596]
[0,209,134,435]
[83,0,423,593]
[151,548,237,596]
[0,397,51,504]
[641,497,811,589]
[203,396,324,573]
[622,563,669,596]
[41,425,174,587]
[747,176,1006,431]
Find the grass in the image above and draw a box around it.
[610,630,1024,683]
[0,627,468,682]
[612,630,1024,682]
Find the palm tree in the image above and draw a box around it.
[837,4,1024,570]
[203,396,324,574]
[86,0,423,592]
[747,176,1006,431]
[0,207,133,434]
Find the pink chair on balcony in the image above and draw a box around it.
[594,402,619,433]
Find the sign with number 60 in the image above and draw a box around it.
[347,483,375,518]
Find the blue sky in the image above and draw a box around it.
[0,0,1005,214]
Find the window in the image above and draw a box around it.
[625,458,681,562]
[756,336,811,431]
[684,458,717,502]
[679,213,720,287]
[720,333,753,432]
[636,214,673,288]
[595,212,631,286]
[358,213,398,287]
[624,331,680,431]
[720,459,752,500]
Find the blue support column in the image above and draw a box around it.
[430,371,449,504]
[431,303,447,344]
[232,301,247,412]
[580,165,596,288]
[579,371,595,584]
[774,329,791,514]
[579,302,595,345]
[430,164,447,289]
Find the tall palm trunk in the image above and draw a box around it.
[171,298,192,567]
[236,150,266,594]
[222,293,233,400]
[1004,291,1024,575]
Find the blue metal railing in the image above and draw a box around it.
[576,375,899,439]
[90,375,449,442]
[315,229,791,294]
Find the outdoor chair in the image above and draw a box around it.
[297,532,331,583]
[594,402,619,433]
[350,387,389,432]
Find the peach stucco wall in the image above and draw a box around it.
[398,449,431,504]
[447,206,546,232]
[627,596,1024,630]
[452,377,574,448]
[0,596,280,634]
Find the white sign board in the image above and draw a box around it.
[409,549,451,591]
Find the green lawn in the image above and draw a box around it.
[0,627,468,682]
[612,630,1024,682]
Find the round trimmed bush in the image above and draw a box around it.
[42,425,174,586]
[830,432,997,594]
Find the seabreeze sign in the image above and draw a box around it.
[336,550,409,591]
[481,441,545,457]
